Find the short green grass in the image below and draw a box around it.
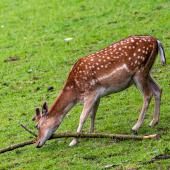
[0,0,170,169]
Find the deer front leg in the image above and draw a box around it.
[89,99,100,133]
[69,93,98,147]
[132,75,152,133]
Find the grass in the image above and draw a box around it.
[0,0,170,169]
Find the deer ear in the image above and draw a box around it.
[42,102,48,115]
[36,108,41,116]
[32,108,41,121]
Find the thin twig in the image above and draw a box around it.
[21,124,37,137]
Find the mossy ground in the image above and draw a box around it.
[0,0,170,169]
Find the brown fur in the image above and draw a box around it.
[33,35,165,147]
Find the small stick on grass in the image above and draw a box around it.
[21,124,37,137]
[0,124,160,154]
[143,154,170,164]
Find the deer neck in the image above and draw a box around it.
[48,87,76,119]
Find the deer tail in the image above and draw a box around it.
[157,40,166,66]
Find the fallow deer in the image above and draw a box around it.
[32,35,166,147]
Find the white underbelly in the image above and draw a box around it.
[98,77,132,97]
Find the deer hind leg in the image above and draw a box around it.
[69,92,99,147]
[148,75,162,127]
[132,74,152,133]
[89,98,100,133]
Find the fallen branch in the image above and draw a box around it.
[0,124,160,154]
[21,124,160,140]
[0,140,35,154]
[51,133,160,140]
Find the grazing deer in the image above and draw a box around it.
[32,35,166,148]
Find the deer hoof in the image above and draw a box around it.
[89,128,94,133]
[131,129,138,135]
[69,139,78,147]
[149,120,159,127]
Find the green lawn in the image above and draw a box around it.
[0,0,170,169]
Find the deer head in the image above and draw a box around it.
[32,102,60,148]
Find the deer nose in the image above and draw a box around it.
[36,141,43,148]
